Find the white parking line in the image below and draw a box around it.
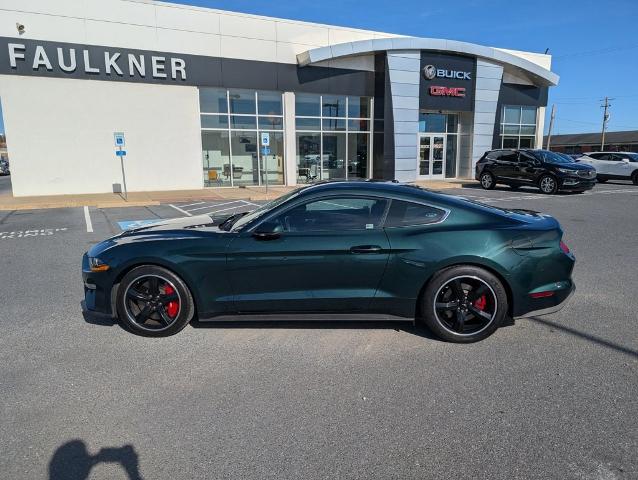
[206,204,253,215]
[83,206,93,233]
[168,204,193,217]
[186,200,244,212]
[177,201,206,208]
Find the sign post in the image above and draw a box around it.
[260,133,270,195]
[114,132,128,200]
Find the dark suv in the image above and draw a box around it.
[475,149,597,194]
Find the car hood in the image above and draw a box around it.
[118,214,217,234]
[548,161,594,171]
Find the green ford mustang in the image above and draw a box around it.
[82,181,575,342]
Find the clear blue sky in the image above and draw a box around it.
[166,0,638,135]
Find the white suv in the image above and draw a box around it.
[577,152,638,184]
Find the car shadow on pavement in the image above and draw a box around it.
[191,319,443,341]
[527,316,638,359]
[49,439,143,480]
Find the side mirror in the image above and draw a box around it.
[252,221,282,240]
[622,158,630,163]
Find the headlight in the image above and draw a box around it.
[89,257,110,272]
[557,168,577,175]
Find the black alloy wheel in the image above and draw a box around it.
[116,265,194,336]
[539,175,558,194]
[480,171,495,190]
[421,265,508,342]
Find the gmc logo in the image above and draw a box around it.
[429,86,466,97]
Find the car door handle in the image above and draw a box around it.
[350,245,383,254]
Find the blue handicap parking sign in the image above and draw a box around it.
[117,219,161,230]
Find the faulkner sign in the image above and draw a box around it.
[419,52,476,111]
[0,37,195,85]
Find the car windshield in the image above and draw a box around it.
[226,186,307,232]
[529,150,572,164]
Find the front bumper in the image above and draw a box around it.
[514,282,575,319]
[558,178,596,191]
[82,252,113,315]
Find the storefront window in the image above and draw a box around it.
[199,88,284,187]
[295,94,372,183]
[202,130,230,187]
[500,105,537,149]
[296,133,321,183]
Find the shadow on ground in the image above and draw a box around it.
[81,303,442,341]
[49,439,143,480]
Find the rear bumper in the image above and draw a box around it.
[514,282,575,319]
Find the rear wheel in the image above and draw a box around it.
[479,171,495,190]
[421,266,508,343]
[116,265,195,337]
[539,175,558,194]
[632,171,638,185]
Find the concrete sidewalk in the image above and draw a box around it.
[0,180,473,211]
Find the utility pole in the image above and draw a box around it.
[600,97,613,150]
[545,104,556,150]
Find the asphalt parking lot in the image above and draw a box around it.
[1,182,637,479]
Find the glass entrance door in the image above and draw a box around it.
[418,135,446,179]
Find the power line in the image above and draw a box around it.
[552,43,638,60]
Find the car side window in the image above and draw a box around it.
[384,200,447,228]
[612,154,625,161]
[500,152,518,162]
[275,197,388,232]
[588,153,603,160]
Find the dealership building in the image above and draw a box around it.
[0,0,558,197]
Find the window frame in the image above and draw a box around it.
[249,194,390,233]
[500,105,537,149]
[382,198,451,229]
[247,194,451,233]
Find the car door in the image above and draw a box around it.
[226,195,391,313]
[493,150,519,181]
[515,152,540,183]
[591,153,612,175]
[609,154,632,178]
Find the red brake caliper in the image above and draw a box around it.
[164,285,179,318]
[474,294,487,311]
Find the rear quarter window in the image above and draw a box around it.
[384,200,447,227]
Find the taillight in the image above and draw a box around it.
[559,241,570,254]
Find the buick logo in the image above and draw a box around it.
[422,64,436,80]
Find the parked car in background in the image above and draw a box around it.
[0,159,9,176]
[577,152,638,185]
[82,181,576,343]
[476,149,597,194]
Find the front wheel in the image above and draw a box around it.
[632,172,638,185]
[116,265,195,336]
[539,175,558,194]
[420,266,509,343]
[479,171,495,190]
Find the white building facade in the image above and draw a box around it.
[0,0,558,196]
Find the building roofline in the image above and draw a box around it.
[297,37,559,87]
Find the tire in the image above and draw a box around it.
[538,174,558,194]
[597,178,608,183]
[116,265,195,337]
[420,265,508,343]
[479,171,496,190]
[632,172,638,186]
